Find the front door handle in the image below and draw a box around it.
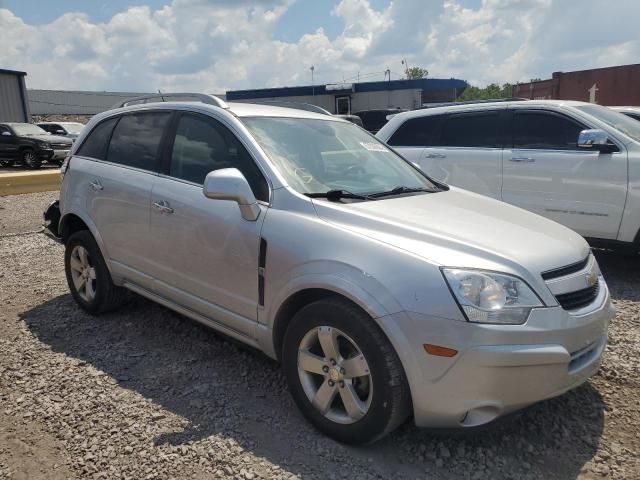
[153,200,174,214]
[89,180,103,191]
[510,156,535,163]
[425,153,446,159]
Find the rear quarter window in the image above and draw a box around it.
[76,117,119,160]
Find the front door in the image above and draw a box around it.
[502,109,627,240]
[148,112,269,337]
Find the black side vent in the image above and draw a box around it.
[258,238,267,306]
[541,256,590,281]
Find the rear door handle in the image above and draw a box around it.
[153,200,174,214]
[510,157,535,163]
[425,153,446,159]
[89,180,103,191]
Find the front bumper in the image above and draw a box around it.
[378,280,614,428]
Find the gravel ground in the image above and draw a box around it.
[0,192,639,480]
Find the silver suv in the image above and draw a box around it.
[44,94,614,444]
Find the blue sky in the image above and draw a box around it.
[0,0,637,92]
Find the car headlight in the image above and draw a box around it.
[442,268,543,324]
[40,142,51,149]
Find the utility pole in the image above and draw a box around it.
[310,65,315,97]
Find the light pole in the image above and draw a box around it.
[310,65,315,97]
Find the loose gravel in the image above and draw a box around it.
[0,192,639,479]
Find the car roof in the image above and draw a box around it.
[388,99,597,121]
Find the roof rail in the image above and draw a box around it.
[241,100,332,116]
[418,97,528,109]
[112,93,228,109]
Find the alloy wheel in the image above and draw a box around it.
[69,245,97,302]
[297,326,373,424]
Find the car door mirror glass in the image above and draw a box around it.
[203,167,261,221]
[578,129,616,153]
[56,130,65,134]
[1,131,11,137]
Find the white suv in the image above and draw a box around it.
[377,100,640,250]
[43,94,613,444]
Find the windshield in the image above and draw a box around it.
[575,104,640,143]
[11,124,49,136]
[242,117,437,196]
[62,123,84,134]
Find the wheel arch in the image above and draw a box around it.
[59,211,113,274]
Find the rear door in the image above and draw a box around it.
[0,125,19,159]
[502,109,627,239]
[80,111,172,287]
[422,110,504,199]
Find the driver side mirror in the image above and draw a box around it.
[55,130,65,134]
[578,129,617,153]
[1,131,11,137]
[203,168,261,221]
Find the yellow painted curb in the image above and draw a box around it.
[0,170,61,196]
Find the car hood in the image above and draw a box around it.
[311,187,590,278]
[24,134,72,144]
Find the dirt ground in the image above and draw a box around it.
[0,191,638,480]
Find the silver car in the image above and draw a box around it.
[43,94,614,444]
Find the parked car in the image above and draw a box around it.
[353,108,407,133]
[377,100,640,251]
[37,121,85,141]
[609,106,640,122]
[0,122,72,168]
[43,94,613,444]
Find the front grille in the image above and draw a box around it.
[51,143,70,149]
[555,282,599,310]
[541,256,590,280]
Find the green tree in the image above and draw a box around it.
[457,82,515,101]
[405,67,429,79]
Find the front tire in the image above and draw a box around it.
[282,297,411,444]
[21,149,42,169]
[64,230,127,314]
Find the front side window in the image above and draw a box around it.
[242,117,437,196]
[513,111,584,150]
[169,114,269,201]
[76,117,119,160]
[387,115,442,147]
[441,112,500,148]
[107,112,171,171]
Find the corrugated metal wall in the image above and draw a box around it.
[28,90,152,115]
[0,72,29,122]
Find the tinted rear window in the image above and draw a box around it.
[441,113,500,148]
[107,112,171,171]
[387,115,442,147]
[77,117,119,160]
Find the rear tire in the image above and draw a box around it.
[21,149,42,169]
[0,158,12,168]
[64,230,128,314]
[282,297,411,444]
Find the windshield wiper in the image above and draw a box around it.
[305,189,372,201]
[368,186,435,198]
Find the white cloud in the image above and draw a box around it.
[0,0,638,92]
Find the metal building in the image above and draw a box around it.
[514,64,640,105]
[28,90,153,116]
[0,68,31,122]
[226,78,468,114]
